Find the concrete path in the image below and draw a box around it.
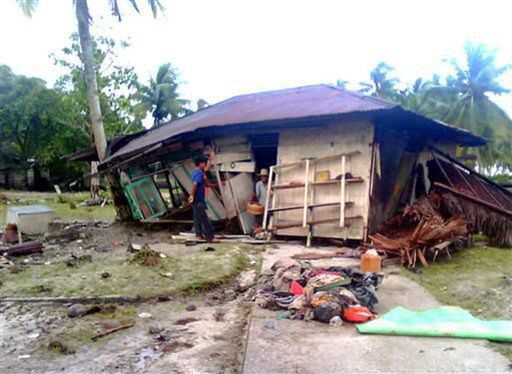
[243,244,510,373]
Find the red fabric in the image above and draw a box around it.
[343,306,374,322]
[290,281,304,295]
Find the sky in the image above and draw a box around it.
[1,0,511,123]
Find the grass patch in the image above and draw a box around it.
[0,244,252,299]
[402,245,512,359]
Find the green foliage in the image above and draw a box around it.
[52,33,144,139]
[134,63,191,127]
[344,43,512,173]
[0,64,84,183]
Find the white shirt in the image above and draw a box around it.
[255,180,269,206]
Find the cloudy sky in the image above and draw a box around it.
[1,0,511,119]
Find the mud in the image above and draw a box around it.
[0,222,259,373]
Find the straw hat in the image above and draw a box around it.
[258,168,269,176]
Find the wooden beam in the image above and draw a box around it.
[340,155,346,228]
[272,150,361,170]
[262,165,274,230]
[218,161,255,173]
[268,201,353,213]
[303,159,310,228]
[271,177,363,190]
[434,182,512,217]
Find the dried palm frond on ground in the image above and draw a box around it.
[367,192,470,267]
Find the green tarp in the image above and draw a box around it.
[356,307,512,342]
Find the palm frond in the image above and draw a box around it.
[16,0,39,17]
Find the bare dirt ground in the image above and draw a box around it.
[0,223,260,373]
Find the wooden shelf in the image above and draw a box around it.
[271,177,363,190]
[268,201,354,213]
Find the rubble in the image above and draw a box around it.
[366,190,511,267]
[256,257,383,324]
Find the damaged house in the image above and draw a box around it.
[67,84,511,249]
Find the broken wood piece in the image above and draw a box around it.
[91,323,134,341]
[5,241,43,256]
[0,295,141,304]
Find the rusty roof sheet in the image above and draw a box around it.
[104,84,484,164]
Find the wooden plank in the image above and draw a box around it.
[218,161,255,173]
[268,201,353,213]
[212,152,252,165]
[303,159,310,228]
[218,142,251,153]
[213,135,247,146]
[262,166,274,230]
[272,216,362,230]
[273,150,361,170]
[271,177,363,190]
[340,155,346,228]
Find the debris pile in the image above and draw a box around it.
[256,258,383,324]
[367,192,470,267]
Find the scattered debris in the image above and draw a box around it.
[366,192,469,267]
[67,304,101,318]
[160,272,174,279]
[128,243,142,252]
[175,317,200,325]
[162,341,194,353]
[256,257,383,324]
[91,323,134,341]
[1,224,19,244]
[131,247,161,267]
[101,272,111,279]
[138,312,152,318]
[157,294,170,302]
[185,304,197,312]
[204,247,216,252]
[27,333,40,339]
[4,241,43,257]
[17,355,31,359]
[148,326,164,334]
[48,340,75,355]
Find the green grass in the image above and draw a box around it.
[0,191,116,225]
[402,245,512,359]
[0,244,252,299]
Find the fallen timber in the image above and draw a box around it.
[365,188,512,267]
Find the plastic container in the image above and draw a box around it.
[360,249,382,273]
[247,203,265,215]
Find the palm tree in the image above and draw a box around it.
[135,63,190,127]
[359,62,400,100]
[432,43,512,172]
[17,0,164,218]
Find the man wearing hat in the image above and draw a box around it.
[253,168,272,229]
[255,168,270,207]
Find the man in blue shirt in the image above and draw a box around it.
[188,155,219,242]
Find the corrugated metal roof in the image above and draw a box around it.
[104,84,484,164]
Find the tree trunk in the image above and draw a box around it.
[75,0,107,160]
[90,161,100,202]
[75,0,132,220]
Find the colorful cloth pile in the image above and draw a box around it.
[256,258,383,324]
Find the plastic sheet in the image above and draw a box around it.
[356,307,512,342]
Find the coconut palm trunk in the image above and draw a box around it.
[75,0,131,219]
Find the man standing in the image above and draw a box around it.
[255,168,270,206]
[254,168,271,228]
[188,155,219,243]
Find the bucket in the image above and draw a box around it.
[247,203,265,215]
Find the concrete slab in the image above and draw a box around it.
[243,244,510,373]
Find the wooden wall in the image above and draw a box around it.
[273,120,374,240]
